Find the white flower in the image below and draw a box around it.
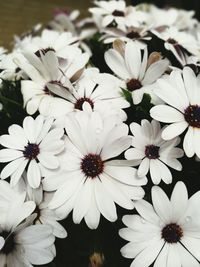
[43,110,147,229]
[89,0,127,29]
[52,68,130,124]
[152,27,199,65]
[105,41,169,104]
[0,115,64,188]
[0,181,55,267]
[15,29,79,60]
[125,120,183,184]
[119,181,200,267]
[15,50,89,117]
[15,176,67,239]
[101,26,151,48]
[150,67,200,158]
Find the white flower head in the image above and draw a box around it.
[63,68,130,120]
[15,49,89,117]
[105,40,169,105]
[0,180,56,267]
[15,29,79,60]
[43,110,147,229]
[151,67,200,158]
[125,120,184,185]
[0,115,65,188]
[152,26,199,65]
[120,181,200,267]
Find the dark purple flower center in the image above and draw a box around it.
[23,143,40,160]
[184,105,200,128]
[81,154,104,179]
[112,10,125,17]
[74,98,94,111]
[162,223,183,243]
[167,38,178,45]
[35,47,56,57]
[0,231,15,255]
[126,79,142,92]
[145,145,160,159]
[126,31,141,39]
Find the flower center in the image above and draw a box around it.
[0,231,15,255]
[74,98,94,111]
[126,79,142,92]
[23,143,40,160]
[184,105,200,128]
[81,154,104,179]
[126,31,141,39]
[167,38,178,45]
[145,145,160,159]
[35,47,56,57]
[112,10,125,17]
[162,223,183,243]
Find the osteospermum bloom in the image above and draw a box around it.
[125,120,183,184]
[119,182,200,267]
[53,68,130,122]
[105,41,169,104]
[0,181,55,267]
[0,115,64,188]
[43,110,147,229]
[15,49,89,117]
[151,67,200,158]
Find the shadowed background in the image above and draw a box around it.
[0,0,200,48]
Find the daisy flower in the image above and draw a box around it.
[150,67,200,158]
[125,120,183,184]
[0,115,65,188]
[105,40,169,104]
[52,68,130,124]
[43,110,147,229]
[151,26,199,65]
[0,181,55,267]
[15,29,79,61]
[119,181,200,267]
[15,176,67,239]
[101,26,151,48]
[89,0,127,29]
[15,50,89,117]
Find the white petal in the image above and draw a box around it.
[27,160,41,188]
[38,153,59,169]
[94,178,117,222]
[152,186,172,223]
[183,127,194,157]
[73,178,92,224]
[150,105,184,123]
[161,122,188,140]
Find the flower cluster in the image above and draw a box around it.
[0,1,200,266]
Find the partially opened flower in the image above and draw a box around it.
[43,110,147,229]
[105,40,169,104]
[15,49,89,117]
[150,67,200,158]
[125,120,183,184]
[152,26,199,65]
[119,181,200,267]
[0,115,64,188]
[0,181,55,267]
